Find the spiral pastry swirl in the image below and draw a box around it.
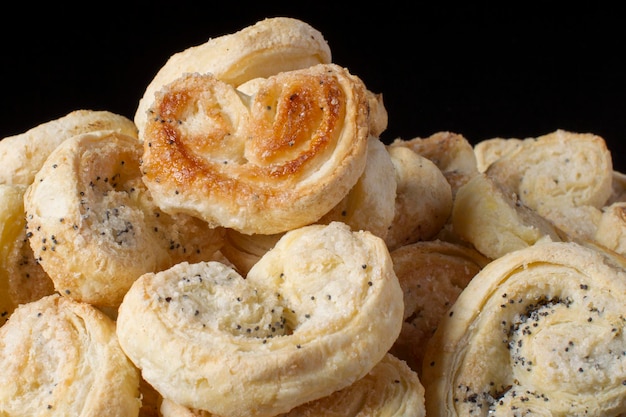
[422,241,626,416]
[140,64,370,234]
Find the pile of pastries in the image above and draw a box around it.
[1,17,626,417]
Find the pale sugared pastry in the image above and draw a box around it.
[473,136,523,172]
[134,17,332,137]
[317,136,397,240]
[390,131,479,196]
[116,222,403,417]
[0,184,55,326]
[0,109,137,186]
[452,173,561,259]
[159,353,426,417]
[485,129,614,214]
[23,130,224,308]
[140,64,370,235]
[422,241,626,416]
[0,293,141,416]
[384,145,453,251]
[388,240,489,376]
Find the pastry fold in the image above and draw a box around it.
[422,241,626,416]
[116,222,403,417]
[159,353,425,417]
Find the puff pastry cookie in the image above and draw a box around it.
[23,130,224,308]
[0,294,141,416]
[485,129,613,213]
[140,64,370,234]
[116,222,403,417]
[159,353,425,417]
[422,241,626,416]
[0,109,137,186]
[134,17,332,136]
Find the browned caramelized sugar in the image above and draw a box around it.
[142,68,354,196]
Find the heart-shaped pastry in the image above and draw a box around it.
[140,63,370,234]
[116,222,404,417]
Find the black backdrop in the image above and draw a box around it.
[2,3,625,171]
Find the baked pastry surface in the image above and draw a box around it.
[116,222,403,417]
[0,109,137,186]
[140,64,370,234]
[0,184,55,325]
[23,130,224,308]
[422,241,626,416]
[159,353,425,417]
[389,240,489,376]
[0,294,141,416]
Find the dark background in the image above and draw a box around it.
[2,3,625,171]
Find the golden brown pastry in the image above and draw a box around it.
[116,222,404,417]
[134,17,332,136]
[0,293,141,416]
[220,136,396,275]
[159,353,426,417]
[140,64,370,235]
[317,135,397,240]
[485,129,613,214]
[384,145,453,251]
[389,240,490,376]
[23,130,224,308]
[0,184,55,326]
[422,241,626,416]
[0,109,137,186]
[452,173,562,259]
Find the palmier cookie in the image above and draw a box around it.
[140,63,370,235]
[0,109,137,186]
[422,241,626,416]
[134,17,332,136]
[0,294,141,416]
[159,353,425,417]
[23,130,224,308]
[116,222,404,417]
[485,129,613,213]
